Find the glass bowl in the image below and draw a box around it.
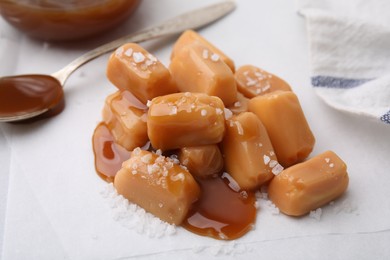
[0,0,141,41]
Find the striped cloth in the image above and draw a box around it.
[297,0,390,125]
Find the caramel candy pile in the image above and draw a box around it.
[92,30,349,240]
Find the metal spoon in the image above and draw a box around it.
[0,1,235,122]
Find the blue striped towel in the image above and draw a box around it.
[297,0,390,125]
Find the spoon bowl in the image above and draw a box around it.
[0,1,236,123]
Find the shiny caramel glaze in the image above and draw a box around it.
[178,144,224,179]
[222,112,281,190]
[183,173,256,240]
[92,123,131,183]
[0,0,141,41]
[268,151,349,216]
[147,92,226,151]
[0,75,64,119]
[102,90,148,151]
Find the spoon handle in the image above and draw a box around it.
[51,1,235,85]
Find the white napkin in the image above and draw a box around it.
[297,0,390,125]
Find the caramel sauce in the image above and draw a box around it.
[0,0,140,41]
[92,124,257,240]
[92,123,131,183]
[183,175,257,240]
[0,75,64,119]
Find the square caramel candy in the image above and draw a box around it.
[248,91,315,167]
[171,30,235,72]
[147,92,226,151]
[169,42,237,107]
[222,112,282,190]
[102,90,148,151]
[114,149,200,225]
[235,65,292,98]
[106,43,177,104]
[268,150,349,216]
[178,144,224,179]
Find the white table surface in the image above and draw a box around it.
[1,0,390,259]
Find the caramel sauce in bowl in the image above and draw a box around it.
[0,0,141,41]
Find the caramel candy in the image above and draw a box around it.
[235,65,292,98]
[222,112,282,190]
[228,92,249,115]
[248,91,315,167]
[171,30,235,72]
[106,43,177,104]
[268,151,349,216]
[169,42,237,107]
[178,145,224,179]
[114,149,200,225]
[147,92,226,151]
[102,90,148,151]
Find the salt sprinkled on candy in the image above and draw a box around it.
[222,172,241,192]
[133,52,145,63]
[271,164,284,175]
[115,46,124,56]
[201,109,207,116]
[211,53,220,62]
[124,48,133,57]
[169,106,178,115]
[224,108,233,120]
[263,155,271,165]
[234,101,241,108]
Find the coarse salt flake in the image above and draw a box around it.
[141,153,153,164]
[211,53,220,62]
[224,108,233,120]
[263,155,271,165]
[201,109,207,116]
[115,46,124,56]
[272,164,284,175]
[133,52,145,63]
[169,106,178,115]
[234,101,241,107]
[124,48,133,57]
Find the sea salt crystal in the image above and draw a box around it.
[170,173,185,182]
[216,108,223,115]
[124,48,133,57]
[115,46,124,56]
[211,53,220,62]
[224,108,233,119]
[325,158,330,163]
[141,153,152,163]
[222,172,241,192]
[329,163,334,168]
[169,106,178,115]
[234,101,241,107]
[269,160,278,168]
[263,155,271,165]
[235,121,244,135]
[133,52,145,63]
[201,109,207,116]
[272,164,284,175]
